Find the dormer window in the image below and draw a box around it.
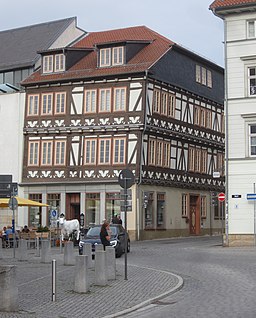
[43,56,53,73]
[99,46,124,67]
[55,54,65,72]
[100,48,111,66]
[42,53,65,74]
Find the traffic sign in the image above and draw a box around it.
[8,197,18,210]
[247,193,256,200]
[218,192,225,202]
[118,169,135,189]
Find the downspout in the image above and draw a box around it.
[224,19,229,246]
[136,69,148,241]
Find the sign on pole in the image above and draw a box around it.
[118,169,135,281]
[218,192,225,202]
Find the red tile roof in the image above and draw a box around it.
[22,26,174,85]
[210,0,256,10]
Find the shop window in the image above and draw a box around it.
[85,193,100,227]
[28,194,42,228]
[157,193,165,228]
[106,192,121,222]
[144,192,154,228]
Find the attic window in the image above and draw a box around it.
[43,53,65,74]
[99,47,124,67]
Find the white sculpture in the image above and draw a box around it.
[59,217,80,241]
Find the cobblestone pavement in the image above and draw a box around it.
[0,245,182,318]
[120,236,256,318]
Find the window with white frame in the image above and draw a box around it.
[113,138,126,164]
[249,124,256,156]
[201,196,207,218]
[161,92,168,115]
[41,93,53,115]
[43,56,53,73]
[99,89,111,112]
[247,20,256,38]
[41,141,53,166]
[163,142,170,168]
[148,138,156,165]
[188,147,195,171]
[196,64,212,88]
[195,149,201,172]
[153,89,161,113]
[112,47,124,65]
[100,48,111,67]
[201,67,207,86]
[168,94,176,118]
[55,54,65,72]
[84,139,97,165]
[84,90,96,113]
[201,150,208,174]
[182,193,188,217]
[27,95,39,116]
[99,138,111,164]
[248,67,256,96]
[194,106,200,125]
[55,92,66,114]
[206,109,212,129]
[114,87,126,111]
[217,152,224,174]
[200,108,206,127]
[156,140,163,166]
[28,141,40,166]
[54,140,66,165]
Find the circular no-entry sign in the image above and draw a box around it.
[118,169,135,189]
[218,192,225,202]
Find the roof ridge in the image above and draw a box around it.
[0,17,76,34]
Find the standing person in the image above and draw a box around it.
[112,214,119,224]
[100,221,111,250]
[117,215,123,225]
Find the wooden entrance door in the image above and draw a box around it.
[66,193,80,220]
[189,195,200,235]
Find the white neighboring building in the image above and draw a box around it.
[0,17,86,228]
[210,0,256,246]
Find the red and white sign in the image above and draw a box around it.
[218,192,225,202]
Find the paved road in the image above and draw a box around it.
[121,236,256,318]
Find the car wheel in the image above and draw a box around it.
[127,240,130,253]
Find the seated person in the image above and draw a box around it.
[22,225,30,233]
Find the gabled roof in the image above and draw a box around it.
[210,0,256,14]
[22,26,174,86]
[0,17,80,72]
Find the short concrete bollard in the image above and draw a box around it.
[35,237,40,257]
[83,243,93,268]
[74,255,89,293]
[64,241,75,266]
[106,246,116,280]
[0,265,18,312]
[17,239,28,261]
[95,250,107,286]
[0,238,3,259]
[95,243,103,252]
[41,240,51,263]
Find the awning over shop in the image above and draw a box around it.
[0,197,49,208]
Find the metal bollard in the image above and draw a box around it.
[52,259,56,302]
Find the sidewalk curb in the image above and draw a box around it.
[103,264,184,318]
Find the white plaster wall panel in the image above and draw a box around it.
[0,92,25,184]
[228,115,245,158]
[146,86,153,115]
[50,21,85,49]
[128,140,137,164]
[72,93,83,114]
[129,84,142,111]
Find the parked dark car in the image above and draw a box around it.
[79,224,130,257]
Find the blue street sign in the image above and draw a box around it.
[247,193,256,200]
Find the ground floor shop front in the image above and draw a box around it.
[2,183,224,241]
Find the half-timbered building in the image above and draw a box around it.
[21,26,224,240]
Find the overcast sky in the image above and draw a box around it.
[0,0,224,66]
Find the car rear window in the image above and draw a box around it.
[87,226,117,237]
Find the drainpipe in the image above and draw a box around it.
[224,19,229,246]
